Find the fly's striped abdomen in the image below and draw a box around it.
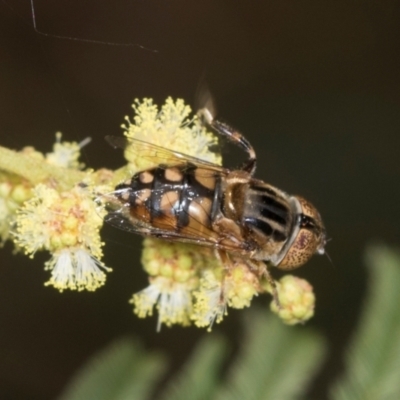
[243,183,293,249]
[115,164,222,240]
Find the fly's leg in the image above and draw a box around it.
[198,106,257,176]
[217,251,281,309]
[214,249,236,304]
[247,259,281,309]
[215,249,231,280]
[262,265,281,309]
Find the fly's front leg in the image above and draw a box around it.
[216,251,281,309]
[215,249,232,275]
[198,107,257,176]
[247,259,281,309]
[262,265,281,310]
[213,249,233,304]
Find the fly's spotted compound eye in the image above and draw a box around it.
[278,197,326,270]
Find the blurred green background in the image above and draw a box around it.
[1,1,400,399]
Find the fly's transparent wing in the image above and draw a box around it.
[100,136,247,251]
[98,185,246,252]
[100,186,217,244]
[105,136,224,173]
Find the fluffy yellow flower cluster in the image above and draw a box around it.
[15,184,110,291]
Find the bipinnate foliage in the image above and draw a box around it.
[59,244,400,400]
[213,312,325,400]
[158,335,228,400]
[58,339,166,400]
[59,312,325,400]
[331,245,400,400]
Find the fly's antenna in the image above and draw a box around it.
[324,248,336,270]
[322,236,335,269]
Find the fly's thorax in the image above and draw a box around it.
[222,180,248,221]
[239,182,326,269]
[277,196,326,270]
[241,182,295,262]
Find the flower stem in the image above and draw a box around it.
[0,145,86,190]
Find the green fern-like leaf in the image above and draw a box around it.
[58,312,326,400]
[331,245,400,400]
[58,337,166,400]
[158,335,228,400]
[214,311,326,400]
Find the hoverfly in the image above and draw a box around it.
[103,105,326,302]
